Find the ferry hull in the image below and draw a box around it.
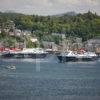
[1,53,47,59]
[57,56,97,62]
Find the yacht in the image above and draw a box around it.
[1,48,48,59]
[57,50,97,62]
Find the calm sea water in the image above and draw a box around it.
[0,55,100,100]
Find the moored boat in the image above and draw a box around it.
[1,48,48,59]
[57,50,97,62]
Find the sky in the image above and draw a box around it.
[0,0,100,15]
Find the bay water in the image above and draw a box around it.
[0,55,100,100]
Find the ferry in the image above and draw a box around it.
[57,50,97,62]
[1,48,48,59]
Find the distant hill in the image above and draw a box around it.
[53,11,77,17]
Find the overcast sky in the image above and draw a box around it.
[0,0,100,15]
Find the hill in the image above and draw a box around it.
[0,11,100,41]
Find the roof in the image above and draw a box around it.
[86,38,100,44]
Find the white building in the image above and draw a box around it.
[52,33,66,39]
[15,29,22,36]
[22,30,31,36]
[30,38,38,43]
[84,37,100,51]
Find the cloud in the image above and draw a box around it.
[0,0,100,15]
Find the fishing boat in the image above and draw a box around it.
[1,48,48,59]
[57,50,97,62]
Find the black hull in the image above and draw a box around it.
[57,56,97,62]
[57,56,78,62]
[1,53,47,59]
[82,57,97,61]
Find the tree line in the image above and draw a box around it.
[0,11,100,41]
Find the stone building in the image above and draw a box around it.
[84,37,100,52]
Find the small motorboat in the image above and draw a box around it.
[7,65,16,70]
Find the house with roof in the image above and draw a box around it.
[84,37,100,53]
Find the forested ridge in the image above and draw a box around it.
[0,11,100,41]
